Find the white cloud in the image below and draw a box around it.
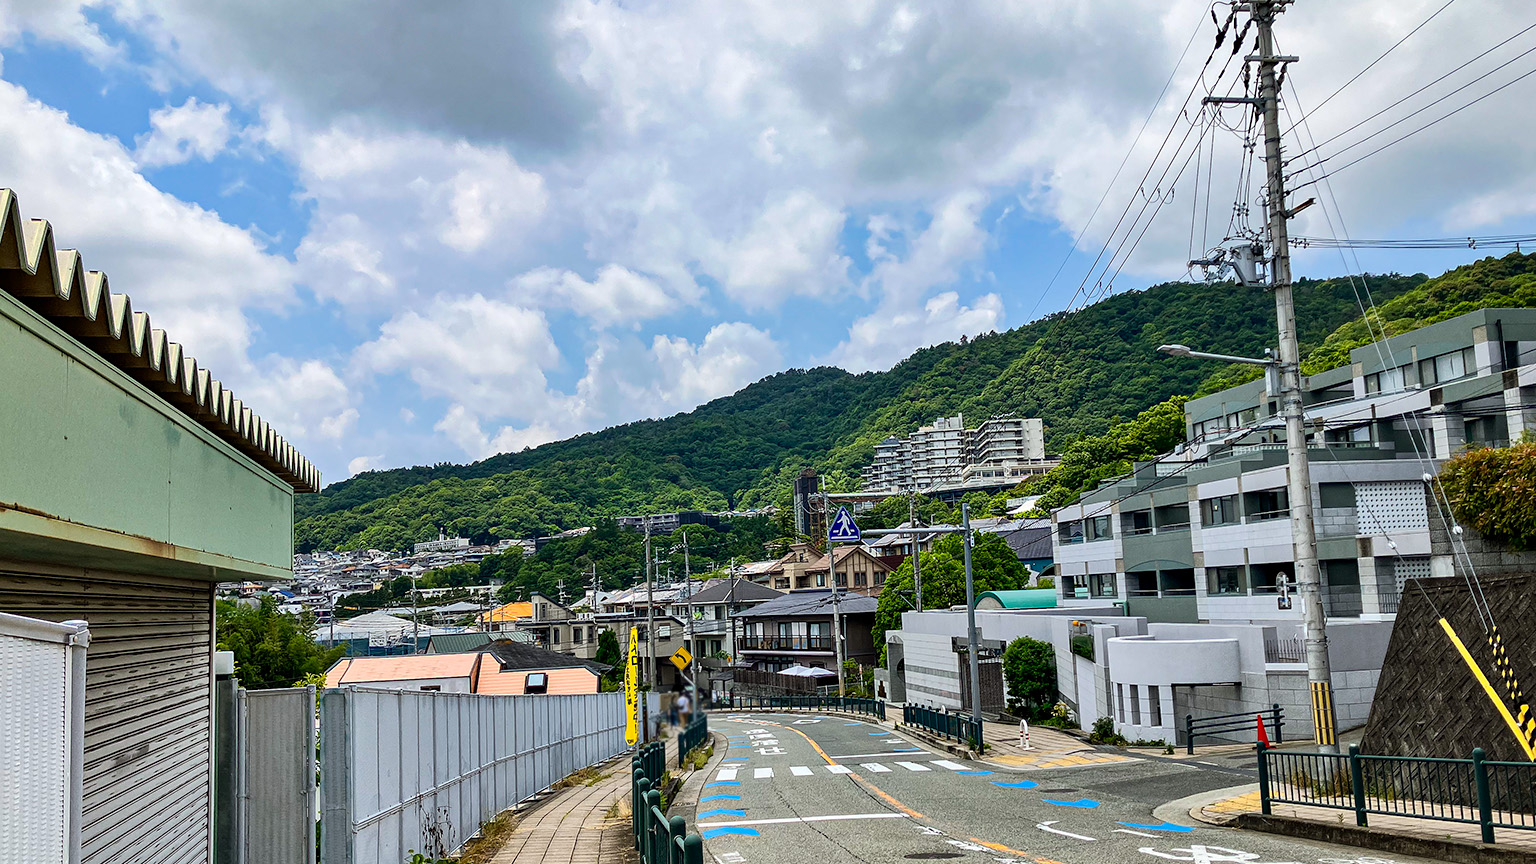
[135,98,233,167]
[353,293,560,407]
[513,264,680,328]
[0,1,120,65]
[864,189,989,303]
[347,454,383,476]
[836,292,1004,373]
[576,322,783,420]
[238,358,358,442]
[433,405,561,461]
[718,190,850,308]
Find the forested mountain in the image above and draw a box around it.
[297,254,1536,553]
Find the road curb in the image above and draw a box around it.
[1152,782,1257,828]
[1236,813,1536,864]
[894,722,981,760]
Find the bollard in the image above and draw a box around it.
[1255,741,1272,816]
[668,815,687,864]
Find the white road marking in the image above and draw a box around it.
[861,762,892,773]
[1114,829,1159,838]
[1037,821,1096,842]
[896,761,932,772]
[931,760,968,771]
[753,767,774,779]
[716,768,738,780]
[824,751,926,759]
[825,765,854,774]
[698,813,910,828]
[790,766,813,776]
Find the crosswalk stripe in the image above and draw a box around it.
[825,765,854,774]
[931,760,968,771]
[754,768,774,779]
[717,768,738,780]
[790,766,813,776]
[896,761,931,772]
[861,763,892,773]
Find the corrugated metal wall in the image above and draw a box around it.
[319,689,625,864]
[242,687,317,864]
[0,563,213,864]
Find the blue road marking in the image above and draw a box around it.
[958,770,993,775]
[843,722,862,726]
[1117,821,1194,833]
[867,731,891,736]
[723,758,748,762]
[704,781,741,788]
[990,780,1039,789]
[703,826,760,839]
[700,794,740,802]
[1043,798,1100,809]
[697,808,747,820]
[891,748,923,752]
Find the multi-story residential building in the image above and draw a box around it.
[758,543,899,595]
[910,414,968,490]
[615,510,723,533]
[414,530,471,554]
[861,413,1061,496]
[733,590,879,674]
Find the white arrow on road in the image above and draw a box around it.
[1036,821,1096,842]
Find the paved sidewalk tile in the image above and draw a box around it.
[1197,791,1536,854]
[981,720,1138,770]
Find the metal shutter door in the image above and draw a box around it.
[0,564,214,864]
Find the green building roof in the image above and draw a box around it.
[975,589,1058,610]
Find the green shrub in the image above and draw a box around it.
[1087,716,1127,746]
[1439,439,1536,549]
[1002,637,1058,720]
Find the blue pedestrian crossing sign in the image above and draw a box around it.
[828,506,862,542]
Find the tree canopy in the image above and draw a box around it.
[1439,437,1536,550]
[1002,637,1058,720]
[216,596,345,689]
[873,532,1027,664]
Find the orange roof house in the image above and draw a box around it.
[324,653,483,692]
[478,600,533,631]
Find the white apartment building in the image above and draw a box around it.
[863,413,1059,495]
[414,530,471,554]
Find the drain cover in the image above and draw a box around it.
[904,855,962,860]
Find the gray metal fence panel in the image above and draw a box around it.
[243,687,317,864]
[319,688,624,864]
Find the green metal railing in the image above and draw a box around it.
[1185,704,1283,754]
[726,693,886,720]
[677,713,709,767]
[1259,742,1536,843]
[633,741,704,864]
[902,704,983,750]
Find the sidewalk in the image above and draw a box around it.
[489,738,680,864]
[980,720,1138,770]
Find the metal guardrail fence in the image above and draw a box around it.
[903,704,983,750]
[1259,742,1536,843]
[677,714,709,768]
[319,688,624,864]
[633,742,704,864]
[1185,704,1283,754]
[725,693,886,720]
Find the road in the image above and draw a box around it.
[692,712,1438,864]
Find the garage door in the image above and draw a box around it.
[0,562,214,864]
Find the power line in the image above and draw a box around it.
[1291,233,1536,250]
[1283,22,1536,174]
[1282,0,1461,136]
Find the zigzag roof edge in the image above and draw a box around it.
[0,188,320,493]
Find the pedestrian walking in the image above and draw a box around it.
[676,690,692,727]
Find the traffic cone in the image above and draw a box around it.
[1256,714,1270,747]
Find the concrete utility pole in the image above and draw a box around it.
[823,481,846,696]
[908,489,923,612]
[644,521,655,690]
[681,531,699,714]
[1250,0,1338,751]
[962,503,981,725]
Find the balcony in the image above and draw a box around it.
[738,634,833,652]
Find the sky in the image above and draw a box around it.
[2,1,1534,486]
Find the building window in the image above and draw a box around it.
[525,673,548,694]
[1085,515,1112,542]
[1200,495,1240,527]
[1121,510,1153,536]
[1149,686,1162,726]
[420,685,442,692]
[1209,566,1245,595]
[1154,504,1190,532]
[854,571,868,587]
[1319,482,1356,509]
[816,573,827,587]
[1245,488,1289,521]
[1117,684,1125,722]
[1420,348,1473,386]
[775,578,789,589]
[1365,365,1407,394]
[1090,573,1116,598]
[1058,521,1084,545]
[875,570,886,586]
[1130,686,1142,725]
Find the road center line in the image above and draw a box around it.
[823,751,924,759]
[698,813,910,828]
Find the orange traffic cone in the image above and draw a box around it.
[1256,714,1270,747]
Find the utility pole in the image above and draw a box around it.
[644,520,655,692]
[962,503,981,725]
[410,569,419,653]
[681,531,698,713]
[1249,0,1338,751]
[908,487,923,611]
[823,481,846,697]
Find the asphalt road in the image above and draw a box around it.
[693,712,1441,864]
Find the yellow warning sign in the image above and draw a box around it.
[670,646,693,671]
